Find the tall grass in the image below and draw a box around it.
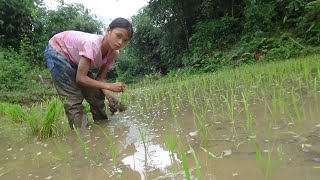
[169,94,179,129]
[241,91,254,134]
[24,97,64,139]
[0,102,26,123]
[74,127,89,158]
[291,88,302,131]
[39,97,64,138]
[165,124,175,157]
[138,127,148,151]
[179,144,190,180]
[189,146,202,180]
[94,124,118,164]
[252,139,283,180]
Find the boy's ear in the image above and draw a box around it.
[105,27,111,35]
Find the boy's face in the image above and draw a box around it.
[106,27,130,50]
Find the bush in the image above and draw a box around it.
[190,17,241,51]
[0,48,56,104]
[298,0,320,45]
[0,49,30,91]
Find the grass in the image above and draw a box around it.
[38,97,64,138]
[94,124,118,164]
[189,146,202,180]
[74,127,89,158]
[241,91,254,134]
[1,97,66,139]
[291,87,303,131]
[0,102,26,123]
[138,127,148,151]
[0,54,319,179]
[179,143,190,180]
[165,124,176,157]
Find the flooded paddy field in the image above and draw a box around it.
[1,55,320,180]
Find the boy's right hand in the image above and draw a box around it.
[108,82,126,92]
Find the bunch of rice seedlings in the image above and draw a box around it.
[39,97,64,138]
[0,102,26,123]
[24,105,42,136]
[25,97,64,139]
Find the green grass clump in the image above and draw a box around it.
[0,102,26,123]
[25,97,64,139]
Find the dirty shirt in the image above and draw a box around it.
[49,31,118,70]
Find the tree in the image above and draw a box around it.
[42,3,103,35]
[0,0,42,48]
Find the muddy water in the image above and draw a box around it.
[1,95,320,180]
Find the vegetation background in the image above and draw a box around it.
[0,0,319,103]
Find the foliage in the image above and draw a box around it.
[0,0,42,49]
[25,97,64,139]
[0,102,26,123]
[0,0,103,66]
[298,0,320,45]
[43,3,103,35]
[0,48,56,103]
[190,17,241,51]
[0,49,31,91]
[0,0,320,101]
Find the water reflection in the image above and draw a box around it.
[122,142,180,180]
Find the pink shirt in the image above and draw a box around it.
[49,31,118,70]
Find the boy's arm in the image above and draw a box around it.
[76,56,125,92]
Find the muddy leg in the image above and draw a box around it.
[44,44,88,129]
[82,72,108,122]
[82,87,108,122]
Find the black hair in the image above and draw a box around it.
[109,17,133,39]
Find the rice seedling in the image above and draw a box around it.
[271,88,279,125]
[241,91,254,134]
[38,97,64,138]
[24,97,64,139]
[197,112,209,148]
[24,104,42,136]
[252,140,267,179]
[74,126,89,158]
[179,143,190,180]
[82,100,90,113]
[252,113,284,180]
[291,87,302,131]
[186,86,197,116]
[169,94,179,129]
[138,127,148,151]
[93,124,118,164]
[221,91,241,143]
[221,91,238,124]
[278,91,289,116]
[189,146,202,180]
[1,102,26,123]
[165,124,175,157]
[313,77,318,98]
[253,138,284,180]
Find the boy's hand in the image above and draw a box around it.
[108,82,126,92]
